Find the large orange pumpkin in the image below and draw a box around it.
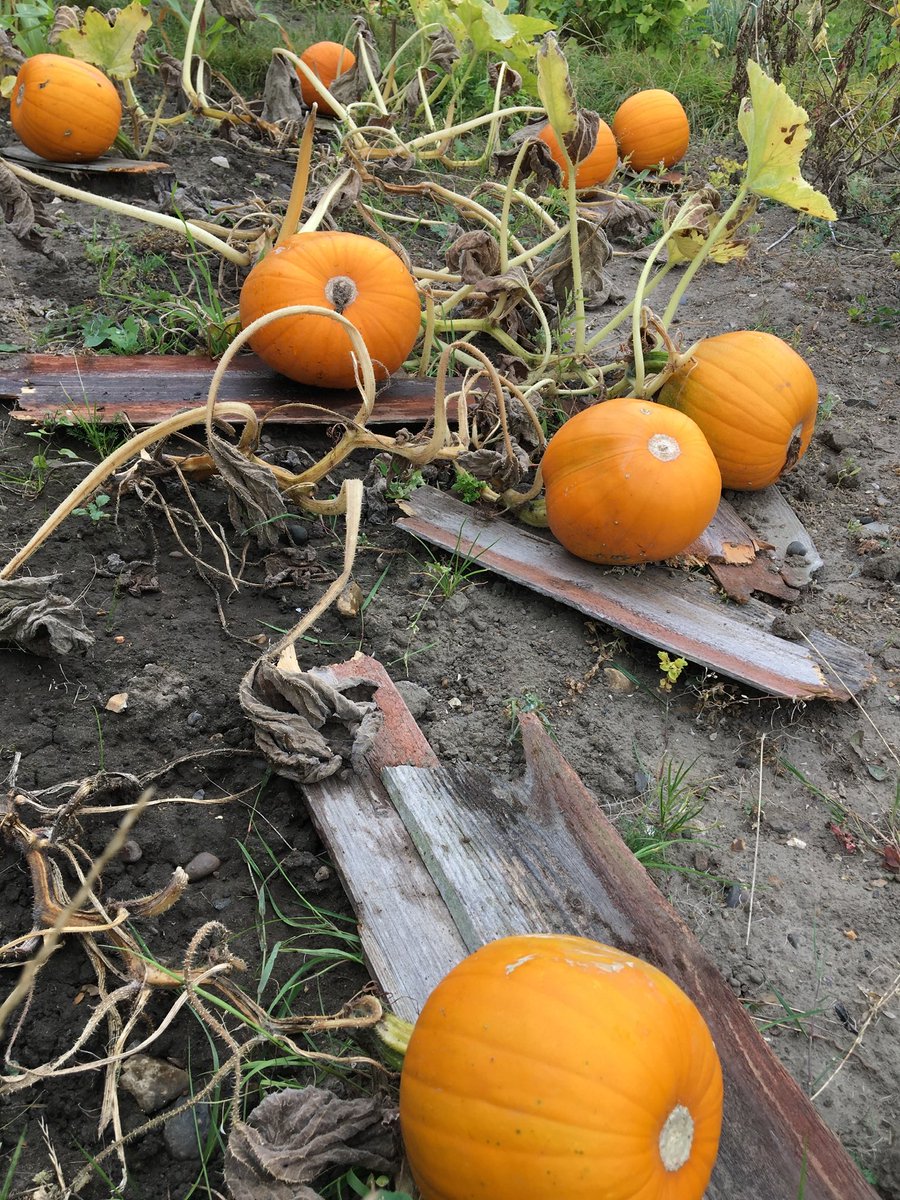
[400,934,724,1200]
[540,398,721,564]
[297,40,356,114]
[658,331,818,490]
[612,89,689,171]
[10,54,122,163]
[239,231,421,389]
[537,119,618,189]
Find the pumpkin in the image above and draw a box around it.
[658,331,818,490]
[239,230,421,389]
[400,934,724,1200]
[297,40,356,114]
[540,397,721,564]
[537,119,618,189]
[10,54,122,164]
[612,89,689,171]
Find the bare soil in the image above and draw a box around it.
[1,119,899,1198]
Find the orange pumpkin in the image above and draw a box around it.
[658,331,818,490]
[537,119,618,189]
[400,934,724,1200]
[612,89,689,171]
[239,231,421,389]
[540,398,721,564]
[10,54,122,164]
[297,40,356,114]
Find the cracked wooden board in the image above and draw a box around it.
[396,487,873,700]
[297,653,879,1200]
[0,353,463,426]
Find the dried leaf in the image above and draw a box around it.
[488,59,522,96]
[426,26,459,73]
[738,60,837,219]
[493,136,562,192]
[0,159,65,262]
[47,6,81,44]
[336,580,363,618]
[456,443,530,491]
[225,1086,398,1200]
[535,214,615,308]
[1,28,27,67]
[329,18,380,109]
[238,658,381,783]
[261,53,304,124]
[664,188,754,264]
[56,0,151,80]
[446,230,501,283]
[208,0,257,27]
[585,193,655,243]
[0,575,94,656]
[306,167,362,219]
[536,32,576,140]
[882,844,900,874]
[207,432,287,548]
[559,109,602,167]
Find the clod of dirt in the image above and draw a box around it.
[119,1054,189,1114]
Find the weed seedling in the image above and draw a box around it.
[504,690,553,743]
[658,650,688,691]
[621,757,710,871]
[74,493,111,522]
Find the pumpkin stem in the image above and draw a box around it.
[325,275,359,312]
[658,1103,694,1172]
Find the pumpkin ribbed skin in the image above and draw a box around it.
[540,398,721,565]
[239,231,421,389]
[400,934,724,1200]
[658,331,818,490]
[612,89,689,171]
[297,40,356,113]
[10,54,122,163]
[537,120,618,189]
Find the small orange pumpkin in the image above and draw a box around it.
[239,231,421,389]
[658,331,818,490]
[10,54,122,164]
[297,40,356,115]
[400,934,724,1200]
[537,119,618,189]
[612,89,689,171]
[540,397,721,564]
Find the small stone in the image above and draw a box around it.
[285,522,308,545]
[192,788,206,801]
[164,1102,211,1160]
[785,540,807,556]
[186,711,203,728]
[120,839,142,864]
[771,614,803,641]
[210,154,230,168]
[731,838,746,853]
[765,807,795,835]
[724,884,746,908]
[787,932,799,948]
[119,1054,188,1113]
[314,865,330,882]
[168,550,185,559]
[693,850,709,871]
[602,667,636,695]
[448,696,462,709]
[747,967,765,985]
[786,836,807,849]
[395,680,431,719]
[183,852,222,882]
[862,552,900,581]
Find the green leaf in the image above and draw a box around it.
[56,0,151,81]
[737,59,836,220]
[536,32,576,141]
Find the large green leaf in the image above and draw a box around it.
[56,0,151,81]
[738,60,836,220]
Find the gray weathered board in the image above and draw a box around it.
[300,654,878,1200]
[397,486,872,700]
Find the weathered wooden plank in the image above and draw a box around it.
[377,712,879,1200]
[0,354,462,427]
[732,485,824,585]
[396,487,873,700]
[1,145,171,173]
[301,655,467,1021]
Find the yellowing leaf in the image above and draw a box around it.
[56,0,151,81]
[536,32,576,141]
[1,75,15,100]
[738,59,836,220]
[663,189,754,264]
[668,228,750,264]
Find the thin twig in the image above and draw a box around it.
[746,734,766,946]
